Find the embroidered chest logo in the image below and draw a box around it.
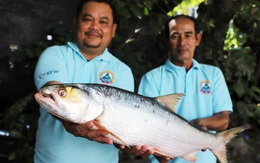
[98,70,116,85]
[200,80,211,94]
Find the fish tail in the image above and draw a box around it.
[212,124,250,163]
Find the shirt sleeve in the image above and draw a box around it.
[34,46,68,90]
[114,65,135,92]
[138,72,160,97]
[212,68,233,113]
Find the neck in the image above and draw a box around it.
[171,59,193,72]
[79,47,105,60]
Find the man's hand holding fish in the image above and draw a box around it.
[63,120,161,159]
[62,120,114,144]
[116,144,174,162]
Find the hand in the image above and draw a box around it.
[153,151,174,163]
[116,144,153,158]
[190,111,229,132]
[190,118,207,130]
[116,144,174,162]
[154,155,174,163]
[62,120,113,144]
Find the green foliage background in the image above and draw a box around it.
[1,0,259,162]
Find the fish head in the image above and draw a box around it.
[34,84,104,124]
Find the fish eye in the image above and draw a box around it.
[58,89,66,97]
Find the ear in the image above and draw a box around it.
[195,32,202,46]
[112,23,117,37]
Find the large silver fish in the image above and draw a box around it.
[34,83,249,163]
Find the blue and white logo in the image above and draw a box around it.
[200,80,211,94]
[98,71,116,85]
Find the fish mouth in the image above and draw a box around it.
[39,89,55,100]
[35,90,57,108]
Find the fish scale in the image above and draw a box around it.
[34,83,250,163]
[99,92,217,157]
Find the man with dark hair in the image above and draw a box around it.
[138,15,233,163]
[34,0,134,162]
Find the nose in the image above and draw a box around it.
[178,35,187,46]
[89,20,99,30]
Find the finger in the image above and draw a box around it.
[131,145,144,156]
[201,125,207,130]
[72,122,102,137]
[79,129,112,144]
[114,143,125,149]
[130,145,152,157]
[93,135,113,144]
[62,121,92,133]
[155,156,170,163]
[123,145,141,156]
[84,121,99,130]
[139,145,153,156]
[139,146,154,158]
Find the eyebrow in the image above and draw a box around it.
[82,13,110,21]
[184,31,194,35]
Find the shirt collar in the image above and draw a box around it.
[67,42,113,62]
[192,59,200,70]
[165,59,200,72]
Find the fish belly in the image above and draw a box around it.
[97,97,219,158]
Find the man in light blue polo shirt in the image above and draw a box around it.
[138,15,233,163]
[34,0,134,162]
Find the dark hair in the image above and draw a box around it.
[75,0,118,24]
[164,15,200,38]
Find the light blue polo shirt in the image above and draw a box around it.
[34,42,134,163]
[138,59,233,163]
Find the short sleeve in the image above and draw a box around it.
[138,72,160,97]
[212,68,233,113]
[114,65,134,92]
[34,46,68,90]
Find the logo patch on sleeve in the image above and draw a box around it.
[38,70,59,79]
[199,80,211,94]
[98,71,116,85]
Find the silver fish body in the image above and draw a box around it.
[34,83,249,163]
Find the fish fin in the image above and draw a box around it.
[153,149,173,159]
[93,120,130,148]
[156,93,185,112]
[183,151,197,162]
[211,125,250,163]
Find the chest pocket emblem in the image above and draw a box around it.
[99,70,116,85]
[200,80,211,94]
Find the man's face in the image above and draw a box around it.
[168,17,201,64]
[75,1,117,53]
